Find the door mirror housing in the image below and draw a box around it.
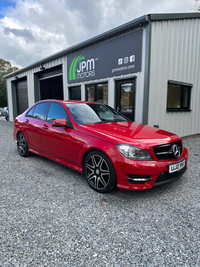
[52,119,68,127]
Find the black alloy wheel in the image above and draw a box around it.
[84,151,116,193]
[17,132,29,157]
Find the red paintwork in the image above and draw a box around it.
[13,100,188,190]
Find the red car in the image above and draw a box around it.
[14,100,188,193]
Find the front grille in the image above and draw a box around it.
[153,140,183,160]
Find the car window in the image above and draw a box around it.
[66,103,128,125]
[32,102,49,120]
[47,103,67,122]
[26,106,36,117]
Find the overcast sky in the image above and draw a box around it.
[0,0,196,68]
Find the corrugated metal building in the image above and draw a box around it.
[4,13,200,137]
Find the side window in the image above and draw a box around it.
[32,102,49,120]
[26,106,35,117]
[47,103,67,122]
[167,81,192,112]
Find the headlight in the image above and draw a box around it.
[117,144,153,161]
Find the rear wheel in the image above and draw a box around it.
[84,151,116,193]
[17,132,29,157]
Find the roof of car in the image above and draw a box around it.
[37,99,104,105]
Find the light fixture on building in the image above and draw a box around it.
[14,75,18,79]
[39,64,45,70]
[139,23,143,28]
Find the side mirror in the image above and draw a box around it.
[52,119,68,127]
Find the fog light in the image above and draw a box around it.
[127,175,152,184]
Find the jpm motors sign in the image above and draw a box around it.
[67,29,142,84]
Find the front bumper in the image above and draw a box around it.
[115,147,188,190]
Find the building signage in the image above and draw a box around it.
[67,29,143,84]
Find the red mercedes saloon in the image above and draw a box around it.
[14,100,188,193]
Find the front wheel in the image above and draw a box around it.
[17,132,29,157]
[84,151,116,193]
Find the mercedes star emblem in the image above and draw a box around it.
[171,144,181,158]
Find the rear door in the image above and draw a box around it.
[24,102,49,153]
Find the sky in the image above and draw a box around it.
[0,0,196,69]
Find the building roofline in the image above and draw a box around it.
[148,12,200,21]
[4,12,200,79]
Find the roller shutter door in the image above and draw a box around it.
[39,65,63,100]
[38,65,62,80]
[16,79,28,115]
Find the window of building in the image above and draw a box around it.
[167,81,192,112]
[86,83,108,104]
[69,86,81,100]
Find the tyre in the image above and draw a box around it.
[84,150,116,193]
[17,132,29,157]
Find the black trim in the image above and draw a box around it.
[167,109,192,112]
[153,168,186,186]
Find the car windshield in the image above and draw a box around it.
[65,103,128,125]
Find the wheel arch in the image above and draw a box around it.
[82,148,102,174]
[82,147,117,178]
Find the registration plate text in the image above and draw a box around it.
[169,159,185,174]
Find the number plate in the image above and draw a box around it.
[168,159,185,174]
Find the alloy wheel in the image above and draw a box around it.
[17,132,29,157]
[85,154,111,191]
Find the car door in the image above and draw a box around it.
[40,102,75,164]
[23,102,49,153]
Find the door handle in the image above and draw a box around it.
[25,119,29,123]
[42,124,48,130]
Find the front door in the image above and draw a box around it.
[115,79,136,121]
[40,102,75,164]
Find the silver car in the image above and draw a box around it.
[2,107,8,116]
